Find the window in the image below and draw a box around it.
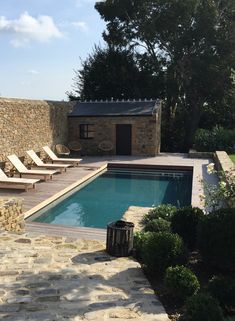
[80,124,94,139]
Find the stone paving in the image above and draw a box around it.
[123,206,151,232]
[0,232,169,321]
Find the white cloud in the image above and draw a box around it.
[0,12,63,47]
[27,69,39,75]
[71,21,88,32]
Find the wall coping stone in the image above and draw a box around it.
[214,151,235,173]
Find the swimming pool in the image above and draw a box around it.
[30,166,192,229]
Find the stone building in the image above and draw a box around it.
[68,100,161,156]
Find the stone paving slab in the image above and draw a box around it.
[0,232,169,321]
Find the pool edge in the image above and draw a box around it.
[24,163,108,220]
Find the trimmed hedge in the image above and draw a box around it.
[165,265,200,301]
[139,231,187,275]
[143,204,177,223]
[133,231,151,260]
[208,276,235,313]
[171,207,204,250]
[184,293,224,321]
[144,218,171,233]
[194,126,235,153]
[198,208,235,271]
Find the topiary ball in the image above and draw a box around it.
[165,265,200,301]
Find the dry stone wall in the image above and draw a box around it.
[0,98,73,163]
[0,198,24,233]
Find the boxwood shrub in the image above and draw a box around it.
[194,126,235,153]
[140,231,187,275]
[208,276,235,313]
[143,204,177,223]
[133,231,151,260]
[198,208,235,271]
[184,293,224,321]
[165,265,200,301]
[171,206,204,250]
[144,218,171,233]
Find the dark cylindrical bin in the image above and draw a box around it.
[106,220,134,257]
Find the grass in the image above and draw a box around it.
[229,154,235,164]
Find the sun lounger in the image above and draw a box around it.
[7,155,58,181]
[0,168,39,191]
[26,150,70,173]
[43,146,82,167]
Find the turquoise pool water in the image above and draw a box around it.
[33,168,192,228]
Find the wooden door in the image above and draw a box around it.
[116,124,132,155]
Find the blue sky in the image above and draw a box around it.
[0,0,106,100]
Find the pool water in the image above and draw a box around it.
[33,168,192,228]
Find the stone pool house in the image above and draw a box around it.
[68,99,161,156]
[0,97,161,163]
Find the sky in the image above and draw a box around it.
[0,0,106,101]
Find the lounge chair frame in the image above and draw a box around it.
[0,168,39,191]
[43,146,82,167]
[26,150,69,173]
[7,154,58,181]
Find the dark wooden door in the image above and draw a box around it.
[116,124,132,155]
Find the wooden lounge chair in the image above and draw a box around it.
[43,146,82,167]
[7,155,58,181]
[0,168,39,191]
[26,150,70,173]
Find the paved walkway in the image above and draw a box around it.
[0,232,169,321]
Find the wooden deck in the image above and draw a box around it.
[0,165,101,212]
[26,222,106,241]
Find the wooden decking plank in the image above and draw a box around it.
[26,222,106,241]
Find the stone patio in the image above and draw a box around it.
[0,232,169,321]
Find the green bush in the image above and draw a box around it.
[165,265,200,301]
[198,208,235,271]
[184,293,224,321]
[133,231,151,259]
[208,276,235,313]
[143,204,177,223]
[171,207,204,250]
[140,231,187,275]
[194,126,235,153]
[144,218,171,233]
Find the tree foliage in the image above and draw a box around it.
[95,0,235,150]
[68,46,164,101]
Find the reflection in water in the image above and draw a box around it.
[35,169,192,228]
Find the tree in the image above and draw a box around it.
[68,46,164,101]
[95,0,235,150]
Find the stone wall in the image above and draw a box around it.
[68,111,161,156]
[0,98,73,163]
[214,151,235,208]
[214,151,235,172]
[0,198,24,233]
